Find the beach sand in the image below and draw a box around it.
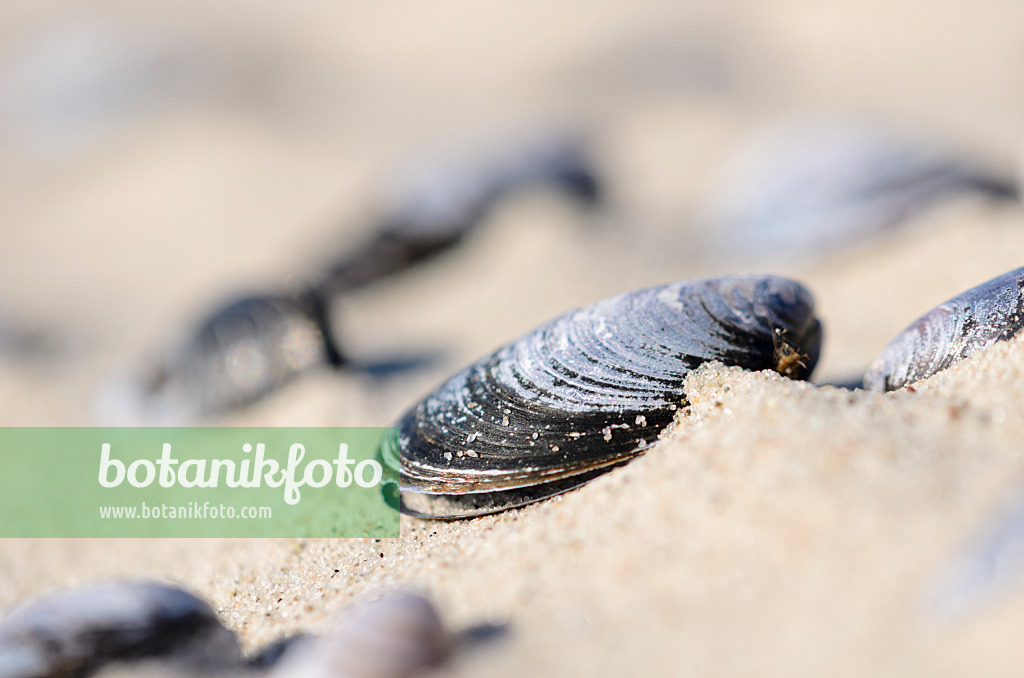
[1,0,1024,675]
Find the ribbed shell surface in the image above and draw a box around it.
[864,266,1024,391]
[383,276,822,516]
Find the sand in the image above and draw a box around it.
[1,0,1024,675]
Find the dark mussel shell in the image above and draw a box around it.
[382,275,823,519]
[110,130,600,423]
[315,131,601,297]
[107,289,341,423]
[864,266,1024,392]
[0,580,240,678]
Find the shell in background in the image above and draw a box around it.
[384,275,822,519]
[103,128,602,424]
[0,580,240,678]
[864,266,1024,391]
[100,290,340,424]
[924,491,1024,622]
[697,119,1018,260]
[314,129,602,297]
[269,591,449,678]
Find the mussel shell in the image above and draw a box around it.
[0,580,240,678]
[315,131,601,297]
[106,289,341,424]
[699,119,1018,258]
[864,266,1024,391]
[375,131,600,242]
[112,131,600,424]
[383,275,822,519]
[269,591,449,678]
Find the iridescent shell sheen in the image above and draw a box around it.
[864,266,1024,391]
[383,275,823,518]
